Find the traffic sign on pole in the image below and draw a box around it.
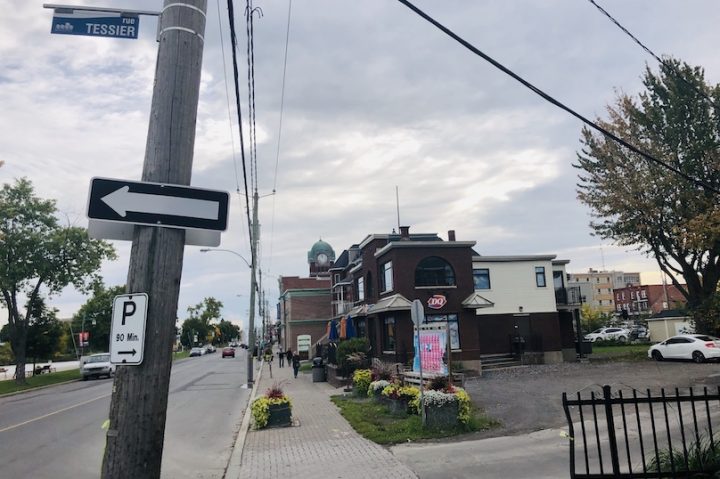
[87,177,230,232]
[110,293,148,365]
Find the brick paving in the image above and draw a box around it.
[237,360,417,479]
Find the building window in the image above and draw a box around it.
[473,268,491,290]
[425,313,460,350]
[381,261,393,293]
[535,267,547,287]
[383,317,395,351]
[641,290,647,299]
[334,274,340,283]
[415,256,456,287]
[357,277,365,301]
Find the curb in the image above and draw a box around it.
[0,378,81,398]
[224,358,264,478]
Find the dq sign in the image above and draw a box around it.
[427,294,447,310]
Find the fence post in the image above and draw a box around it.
[603,385,621,475]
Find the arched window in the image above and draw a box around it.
[415,256,456,287]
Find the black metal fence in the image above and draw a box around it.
[562,385,720,478]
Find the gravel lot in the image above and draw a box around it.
[463,359,720,438]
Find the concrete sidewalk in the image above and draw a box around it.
[231,360,417,479]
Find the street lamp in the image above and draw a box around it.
[199,248,251,268]
[200,247,256,386]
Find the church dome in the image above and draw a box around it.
[307,239,335,263]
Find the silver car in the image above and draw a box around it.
[81,353,115,380]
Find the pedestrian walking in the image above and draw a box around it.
[277,349,285,367]
[292,354,301,378]
[286,348,293,364]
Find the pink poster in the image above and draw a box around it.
[413,329,447,375]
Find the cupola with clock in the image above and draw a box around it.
[307,238,335,278]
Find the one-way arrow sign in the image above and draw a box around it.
[88,177,229,231]
[118,349,137,355]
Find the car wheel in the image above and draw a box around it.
[651,350,663,361]
[82,376,88,381]
[617,336,627,343]
[692,351,706,364]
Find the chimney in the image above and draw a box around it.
[448,230,456,241]
[399,226,410,240]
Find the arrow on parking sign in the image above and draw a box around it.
[118,349,137,356]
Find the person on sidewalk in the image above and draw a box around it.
[286,348,293,364]
[292,354,301,378]
[277,349,285,367]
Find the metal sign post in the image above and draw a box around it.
[411,299,426,427]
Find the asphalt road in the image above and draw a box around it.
[0,349,251,479]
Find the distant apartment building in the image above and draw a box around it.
[566,269,640,315]
[614,283,687,317]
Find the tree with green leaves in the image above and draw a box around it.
[180,297,224,347]
[576,59,720,334]
[216,319,240,345]
[73,283,126,354]
[0,178,116,383]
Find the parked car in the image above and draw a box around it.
[189,347,204,357]
[239,343,248,349]
[584,327,630,343]
[222,347,235,358]
[81,353,115,380]
[648,334,720,363]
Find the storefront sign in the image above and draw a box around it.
[427,294,447,310]
[297,334,311,352]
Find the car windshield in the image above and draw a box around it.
[88,354,110,363]
[591,329,604,334]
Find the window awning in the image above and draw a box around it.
[368,294,412,314]
[462,292,494,309]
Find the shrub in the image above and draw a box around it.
[427,375,450,391]
[409,387,472,424]
[372,362,395,381]
[647,434,720,475]
[336,338,370,373]
[353,368,372,395]
[382,382,420,402]
[251,382,292,429]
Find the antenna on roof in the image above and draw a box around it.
[395,185,401,233]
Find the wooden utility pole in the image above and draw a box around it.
[246,190,259,384]
[102,1,207,477]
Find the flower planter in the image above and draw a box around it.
[266,402,292,428]
[387,398,409,416]
[424,402,459,429]
[371,389,384,402]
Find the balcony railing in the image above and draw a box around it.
[333,300,354,315]
[555,286,582,306]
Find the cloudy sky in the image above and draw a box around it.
[2,0,719,333]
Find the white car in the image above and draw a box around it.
[81,353,115,380]
[584,327,630,343]
[648,334,720,363]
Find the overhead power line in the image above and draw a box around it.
[395,0,719,195]
[226,0,253,239]
[587,0,720,110]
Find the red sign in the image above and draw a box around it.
[427,294,447,310]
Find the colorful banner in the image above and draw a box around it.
[412,328,447,375]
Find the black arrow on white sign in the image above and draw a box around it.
[88,177,229,231]
[118,349,137,356]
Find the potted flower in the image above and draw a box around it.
[251,382,292,429]
[352,368,372,397]
[381,382,420,416]
[367,379,390,401]
[410,376,472,429]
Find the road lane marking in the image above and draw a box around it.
[0,393,111,433]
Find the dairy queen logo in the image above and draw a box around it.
[427,294,447,310]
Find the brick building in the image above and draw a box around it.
[277,240,335,358]
[614,283,687,317]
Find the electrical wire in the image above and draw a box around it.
[396,0,719,195]
[226,0,253,239]
[266,0,294,274]
[216,0,241,195]
[587,0,720,110]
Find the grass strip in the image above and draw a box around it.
[331,395,498,445]
[0,369,81,395]
[589,344,650,361]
